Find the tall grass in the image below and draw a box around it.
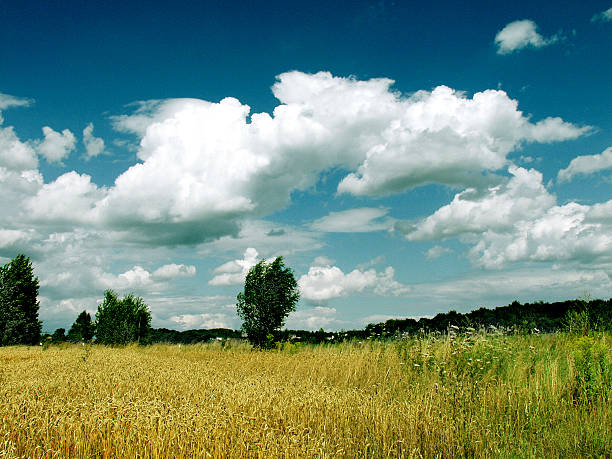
[1,332,610,458]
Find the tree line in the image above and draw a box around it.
[1,253,610,348]
[1,254,152,346]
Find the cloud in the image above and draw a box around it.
[494,19,558,54]
[591,7,612,22]
[152,263,196,280]
[405,166,555,241]
[527,117,593,143]
[0,229,33,251]
[82,123,105,159]
[558,147,612,182]
[117,266,153,289]
[286,306,339,330]
[0,92,32,124]
[426,245,453,260]
[209,247,259,286]
[298,263,408,302]
[335,85,589,195]
[200,219,322,258]
[25,172,105,226]
[38,296,99,333]
[168,313,235,330]
[114,263,197,289]
[311,207,394,232]
[410,266,612,309]
[0,124,42,221]
[0,92,32,110]
[13,72,588,247]
[266,228,285,236]
[403,165,612,268]
[147,295,239,331]
[356,255,386,271]
[471,200,612,268]
[0,125,38,171]
[35,126,77,164]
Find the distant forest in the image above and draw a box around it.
[150,298,612,344]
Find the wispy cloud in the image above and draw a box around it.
[558,147,612,182]
[311,208,394,232]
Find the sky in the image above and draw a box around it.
[1,0,611,333]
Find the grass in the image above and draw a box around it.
[0,332,610,458]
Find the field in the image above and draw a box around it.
[1,332,610,458]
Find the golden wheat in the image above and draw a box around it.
[0,333,610,458]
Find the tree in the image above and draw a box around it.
[95,290,151,345]
[51,328,66,343]
[236,257,300,348]
[67,310,95,342]
[0,254,42,345]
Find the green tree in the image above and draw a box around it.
[236,257,300,348]
[95,290,151,345]
[0,254,42,345]
[51,328,66,343]
[67,310,95,342]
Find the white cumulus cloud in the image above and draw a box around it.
[209,247,259,286]
[298,263,408,302]
[82,123,105,159]
[495,19,558,54]
[35,126,77,164]
[152,263,196,280]
[558,147,612,182]
[25,172,105,225]
[0,125,39,171]
[405,166,555,241]
[403,165,612,268]
[13,72,588,247]
[471,201,612,268]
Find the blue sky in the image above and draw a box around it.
[1,0,611,332]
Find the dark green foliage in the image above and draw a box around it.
[51,328,66,343]
[156,297,610,346]
[284,298,612,344]
[95,290,151,345]
[364,298,612,338]
[236,257,300,348]
[0,254,42,345]
[67,310,95,342]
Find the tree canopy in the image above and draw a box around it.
[236,257,300,348]
[67,310,95,342]
[0,254,42,345]
[95,290,151,345]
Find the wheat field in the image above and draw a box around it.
[1,332,610,458]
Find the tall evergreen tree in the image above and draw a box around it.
[0,254,42,345]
